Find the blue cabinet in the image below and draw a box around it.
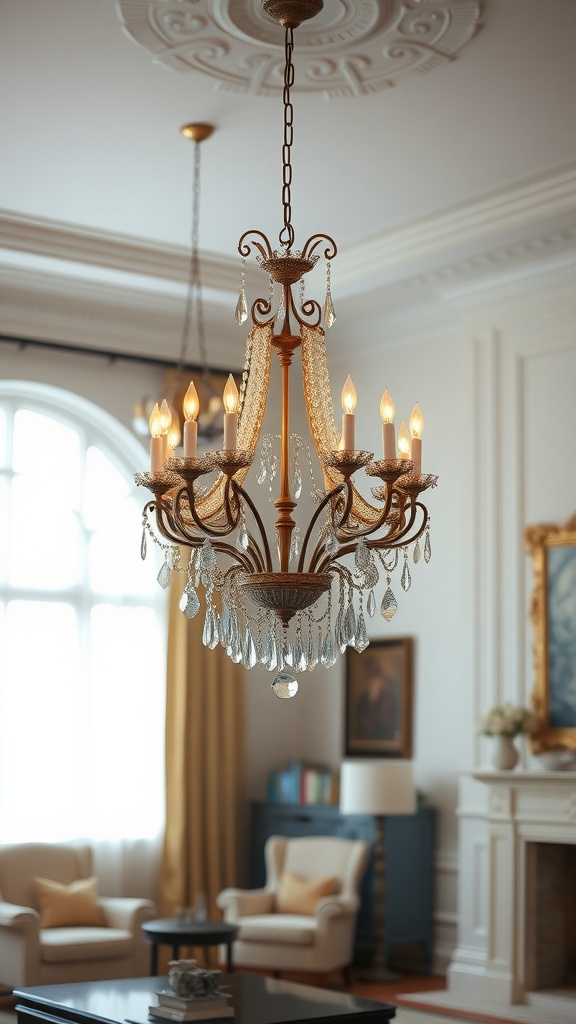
[249,801,435,971]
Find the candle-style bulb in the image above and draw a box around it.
[410,403,424,439]
[341,375,357,414]
[223,374,239,414]
[183,381,200,422]
[167,421,181,451]
[149,403,162,438]
[159,399,172,435]
[398,420,411,458]
[380,388,395,424]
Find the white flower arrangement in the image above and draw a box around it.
[477,703,538,738]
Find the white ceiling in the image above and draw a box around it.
[2,0,576,364]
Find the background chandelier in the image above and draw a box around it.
[136,0,438,699]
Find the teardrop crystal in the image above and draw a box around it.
[235,288,248,326]
[221,604,231,646]
[401,558,412,591]
[201,539,216,569]
[237,523,249,551]
[243,630,258,669]
[184,590,200,620]
[140,528,147,561]
[343,603,356,645]
[323,291,336,328]
[424,530,432,563]
[157,561,171,589]
[367,589,376,617]
[320,630,337,668]
[413,539,421,564]
[324,531,338,556]
[355,538,370,571]
[354,612,369,652]
[202,611,214,647]
[272,671,299,699]
[381,587,398,621]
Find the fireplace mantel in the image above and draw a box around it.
[444,770,576,1023]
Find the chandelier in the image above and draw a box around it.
[136,0,438,699]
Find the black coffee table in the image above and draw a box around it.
[14,973,396,1024]
[142,918,240,974]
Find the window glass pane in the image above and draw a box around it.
[0,601,83,843]
[13,410,81,507]
[9,475,80,589]
[89,496,156,596]
[84,446,131,531]
[88,604,165,839]
[0,406,7,467]
[0,477,7,584]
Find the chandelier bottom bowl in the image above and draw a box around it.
[240,572,331,626]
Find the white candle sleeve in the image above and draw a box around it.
[341,413,355,451]
[183,420,198,459]
[383,422,395,460]
[150,437,163,474]
[223,412,237,450]
[411,437,422,474]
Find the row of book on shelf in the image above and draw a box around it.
[267,761,340,805]
[149,990,234,1022]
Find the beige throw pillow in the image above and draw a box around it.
[275,871,338,915]
[33,875,106,928]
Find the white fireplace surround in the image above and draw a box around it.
[454,772,576,1021]
[406,771,576,1024]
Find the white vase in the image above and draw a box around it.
[491,734,519,770]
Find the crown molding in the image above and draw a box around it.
[336,163,576,295]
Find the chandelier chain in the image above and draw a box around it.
[280,25,295,250]
[177,139,208,380]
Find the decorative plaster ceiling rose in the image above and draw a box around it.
[118,0,483,99]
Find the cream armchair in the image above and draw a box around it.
[217,835,369,983]
[0,841,156,989]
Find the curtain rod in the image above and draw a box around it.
[0,333,239,376]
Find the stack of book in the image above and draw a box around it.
[149,990,234,1022]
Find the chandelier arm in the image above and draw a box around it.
[251,296,276,328]
[296,481,347,572]
[209,541,259,574]
[369,500,428,549]
[232,480,274,572]
[181,477,242,539]
[151,500,199,548]
[286,286,322,329]
[300,233,338,262]
[238,230,274,262]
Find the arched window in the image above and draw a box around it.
[0,381,165,846]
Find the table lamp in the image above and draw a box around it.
[340,759,416,980]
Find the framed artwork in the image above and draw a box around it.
[525,513,576,753]
[345,638,413,758]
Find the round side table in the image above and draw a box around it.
[141,918,239,975]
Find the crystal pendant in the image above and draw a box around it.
[157,560,171,589]
[295,635,307,673]
[289,527,300,563]
[381,587,398,621]
[354,612,369,652]
[235,288,248,326]
[292,466,302,499]
[335,608,345,651]
[257,459,267,484]
[181,586,200,620]
[201,539,216,569]
[237,523,249,551]
[424,529,432,563]
[242,631,258,669]
[320,630,337,668]
[307,633,317,670]
[202,610,215,647]
[140,528,147,561]
[413,539,421,564]
[364,562,379,589]
[324,531,338,556]
[323,291,335,328]
[264,634,277,671]
[231,628,243,663]
[355,538,370,572]
[367,589,376,617]
[343,603,356,645]
[272,671,299,699]
[221,604,231,647]
[401,557,412,591]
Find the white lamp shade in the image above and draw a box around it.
[340,760,416,816]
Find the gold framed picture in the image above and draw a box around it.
[525,513,576,753]
[345,638,413,758]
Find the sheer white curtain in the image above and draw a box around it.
[0,381,165,902]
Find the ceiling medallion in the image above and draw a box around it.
[118,0,483,99]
